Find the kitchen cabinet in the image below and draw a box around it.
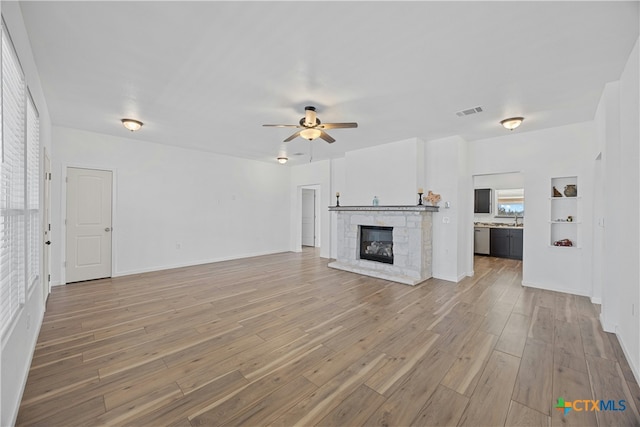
[474,189,491,213]
[474,227,490,255]
[490,228,523,260]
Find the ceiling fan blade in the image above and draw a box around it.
[318,122,358,130]
[263,124,302,128]
[319,131,335,143]
[284,130,303,142]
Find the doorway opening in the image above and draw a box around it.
[301,188,317,247]
[472,172,525,271]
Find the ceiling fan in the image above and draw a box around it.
[263,106,357,143]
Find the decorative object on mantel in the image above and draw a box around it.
[372,196,379,206]
[553,186,563,197]
[553,238,573,247]
[567,215,573,222]
[417,187,424,205]
[425,190,441,206]
[335,192,340,207]
[564,184,577,197]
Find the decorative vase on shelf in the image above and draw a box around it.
[564,184,577,197]
[553,186,562,197]
[372,196,379,206]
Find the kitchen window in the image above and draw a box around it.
[495,188,524,217]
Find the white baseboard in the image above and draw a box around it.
[4,299,45,426]
[521,280,592,297]
[599,312,616,333]
[432,274,463,283]
[54,249,291,284]
[615,329,640,385]
[114,249,291,278]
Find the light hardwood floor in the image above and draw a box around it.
[17,250,640,426]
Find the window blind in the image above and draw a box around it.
[1,20,27,337]
[27,93,39,290]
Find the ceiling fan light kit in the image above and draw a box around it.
[121,118,143,132]
[300,128,322,140]
[277,156,288,164]
[263,105,357,143]
[500,117,524,131]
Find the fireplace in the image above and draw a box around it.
[329,205,437,285]
[360,226,393,264]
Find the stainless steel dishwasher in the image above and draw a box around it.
[474,227,490,255]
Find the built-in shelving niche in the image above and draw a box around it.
[550,176,579,248]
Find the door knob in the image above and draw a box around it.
[45,241,51,245]
[105,227,111,232]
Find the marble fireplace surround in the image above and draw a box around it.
[328,205,438,285]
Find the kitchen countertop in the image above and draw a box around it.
[474,222,524,230]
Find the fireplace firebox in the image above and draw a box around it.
[360,226,393,264]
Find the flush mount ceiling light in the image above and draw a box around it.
[500,117,524,131]
[121,118,143,132]
[277,156,288,164]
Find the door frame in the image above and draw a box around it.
[43,148,51,303]
[294,184,321,251]
[301,188,317,247]
[61,163,117,285]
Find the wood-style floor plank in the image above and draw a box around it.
[505,400,550,427]
[15,250,638,427]
[512,339,554,415]
[457,350,521,426]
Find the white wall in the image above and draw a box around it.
[51,127,291,282]
[469,122,596,296]
[1,3,53,426]
[344,138,424,206]
[591,81,620,310]
[330,158,346,259]
[599,37,640,382]
[425,135,471,282]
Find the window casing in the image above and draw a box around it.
[1,18,40,338]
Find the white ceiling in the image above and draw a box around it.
[18,1,639,165]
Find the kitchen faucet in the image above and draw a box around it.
[514,214,520,226]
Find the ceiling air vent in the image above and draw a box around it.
[456,106,484,117]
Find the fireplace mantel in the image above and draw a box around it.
[329,205,439,212]
[329,206,437,285]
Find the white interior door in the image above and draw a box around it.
[301,189,316,247]
[43,150,51,302]
[65,167,113,283]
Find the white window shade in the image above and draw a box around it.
[1,21,27,337]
